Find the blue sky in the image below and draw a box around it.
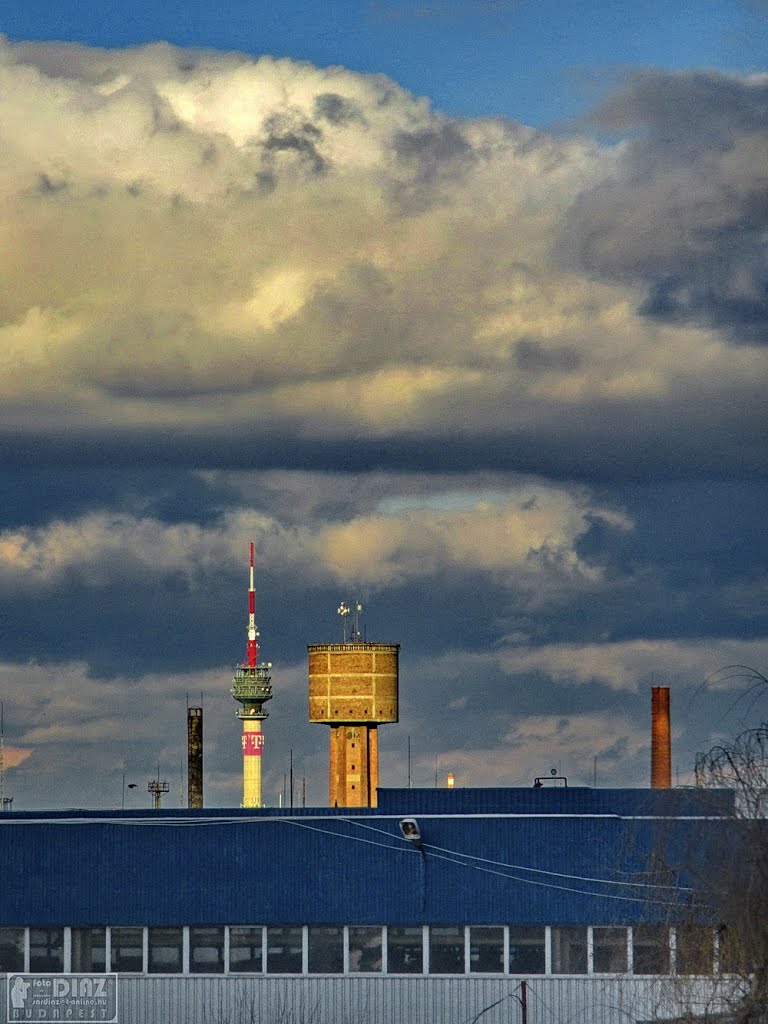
[0,1,766,809]
[2,0,766,125]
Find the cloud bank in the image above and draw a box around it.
[0,40,764,476]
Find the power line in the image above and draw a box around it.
[342,818,691,893]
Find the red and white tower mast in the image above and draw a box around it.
[231,542,273,807]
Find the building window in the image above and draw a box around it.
[308,927,343,974]
[632,925,670,975]
[266,927,303,973]
[229,927,262,973]
[676,925,714,976]
[110,927,144,973]
[348,927,383,973]
[551,926,588,974]
[429,926,464,974]
[29,928,64,972]
[71,928,107,972]
[509,926,546,974]
[0,928,24,972]
[593,925,626,970]
[469,926,504,973]
[592,927,628,974]
[386,926,423,974]
[189,927,225,974]
[148,927,183,974]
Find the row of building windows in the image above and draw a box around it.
[0,925,727,977]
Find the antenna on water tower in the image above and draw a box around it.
[351,601,363,642]
[338,602,350,641]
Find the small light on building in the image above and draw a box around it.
[447,772,455,789]
[399,817,422,846]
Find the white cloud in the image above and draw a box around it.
[467,637,768,692]
[0,481,628,591]
[505,639,768,691]
[0,40,762,466]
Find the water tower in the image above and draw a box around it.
[308,603,399,808]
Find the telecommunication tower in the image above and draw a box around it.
[231,542,273,808]
[308,602,399,808]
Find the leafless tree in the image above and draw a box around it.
[688,667,768,1023]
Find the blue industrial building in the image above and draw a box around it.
[0,786,740,1023]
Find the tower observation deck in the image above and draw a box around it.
[231,542,272,808]
[309,603,399,808]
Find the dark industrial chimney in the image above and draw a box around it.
[651,686,671,788]
[187,706,203,808]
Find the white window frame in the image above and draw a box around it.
[223,924,231,974]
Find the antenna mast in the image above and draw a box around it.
[337,601,349,642]
[338,600,364,642]
[247,540,258,668]
[351,601,363,642]
[147,764,170,810]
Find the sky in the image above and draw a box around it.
[0,1,766,809]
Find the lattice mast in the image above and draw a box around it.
[231,542,273,807]
[147,766,170,810]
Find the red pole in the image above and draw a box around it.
[246,541,258,668]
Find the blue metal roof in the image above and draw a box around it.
[377,786,736,817]
[0,790,733,928]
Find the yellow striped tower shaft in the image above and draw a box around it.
[242,718,264,808]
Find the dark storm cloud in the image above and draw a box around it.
[515,339,582,373]
[568,69,768,342]
[2,399,766,479]
[0,469,239,529]
[313,92,366,126]
[261,112,327,175]
[394,122,474,183]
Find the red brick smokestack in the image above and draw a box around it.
[651,686,671,788]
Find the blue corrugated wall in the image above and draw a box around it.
[0,789,733,928]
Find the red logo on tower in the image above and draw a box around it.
[242,733,264,756]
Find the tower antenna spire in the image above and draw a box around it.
[246,540,258,668]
